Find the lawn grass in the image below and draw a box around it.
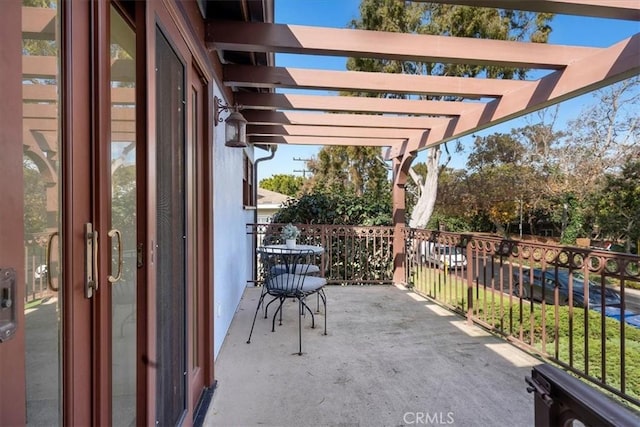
[25,298,43,310]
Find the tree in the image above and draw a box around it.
[346,0,553,228]
[554,77,639,196]
[259,174,304,197]
[465,132,534,235]
[304,146,390,200]
[594,160,640,252]
[512,78,639,239]
[272,190,392,226]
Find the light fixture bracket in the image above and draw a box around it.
[214,95,233,126]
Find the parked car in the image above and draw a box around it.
[607,243,638,255]
[512,268,622,309]
[590,306,640,329]
[420,242,467,270]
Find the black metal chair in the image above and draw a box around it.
[247,247,327,355]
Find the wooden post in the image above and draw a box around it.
[391,154,414,284]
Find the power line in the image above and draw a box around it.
[293,157,311,178]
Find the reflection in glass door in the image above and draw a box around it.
[22,1,62,424]
[110,6,137,426]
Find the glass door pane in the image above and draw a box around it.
[110,6,137,426]
[22,0,62,424]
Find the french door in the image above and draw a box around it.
[0,0,142,424]
[0,1,211,424]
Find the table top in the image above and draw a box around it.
[261,244,324,255]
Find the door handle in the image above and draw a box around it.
[45,231,59,292]
[85,223,98,298]
[108,229,123,283]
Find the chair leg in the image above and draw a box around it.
[300,298,315,328]
[247,292,266,344]
[319,289,327,335]
[297,298,303,356]
[271,297,285,332]
[264,295,279,319]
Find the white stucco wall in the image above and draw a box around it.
[212,88,255,359]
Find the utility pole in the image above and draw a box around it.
[519,197,524,239]
[293,157,311,178]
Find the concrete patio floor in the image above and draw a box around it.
[203,285,541,427]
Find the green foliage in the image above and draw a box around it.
[259,174,304,197]
[111,165,136,231]
[594,160,640,248]
[426,212,471,232]
[305,146,390,201]
[547,194,586,245]
[465,133,532,233]
[23,158,48,239]
[272,190,392,226]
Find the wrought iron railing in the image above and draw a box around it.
[406,228,640,408]
[247,223,640,407]
[247,223,395,285]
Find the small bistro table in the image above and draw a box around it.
[261,244,324,255]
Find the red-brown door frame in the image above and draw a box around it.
[91,1,113,424]
[134,1,151,426]
[187,62,207,413]
[0,2,27,424]
[61,1,95,424]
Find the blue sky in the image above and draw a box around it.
[256,0,640,181]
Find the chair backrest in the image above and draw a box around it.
[257,247,316,296]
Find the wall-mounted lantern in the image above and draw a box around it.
[214,95,247,148]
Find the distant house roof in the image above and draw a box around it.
[257,187,291,208]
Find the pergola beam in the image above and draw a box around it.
[247,124,415,139]
[235,92,470,116]
[22,7,56,40]
[248,135,403,146]
[224,64,533,98]
[208,21,599,69]
[242,110,450,129]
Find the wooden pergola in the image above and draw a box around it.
[205,0,639,281]
[206,0,639,157]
